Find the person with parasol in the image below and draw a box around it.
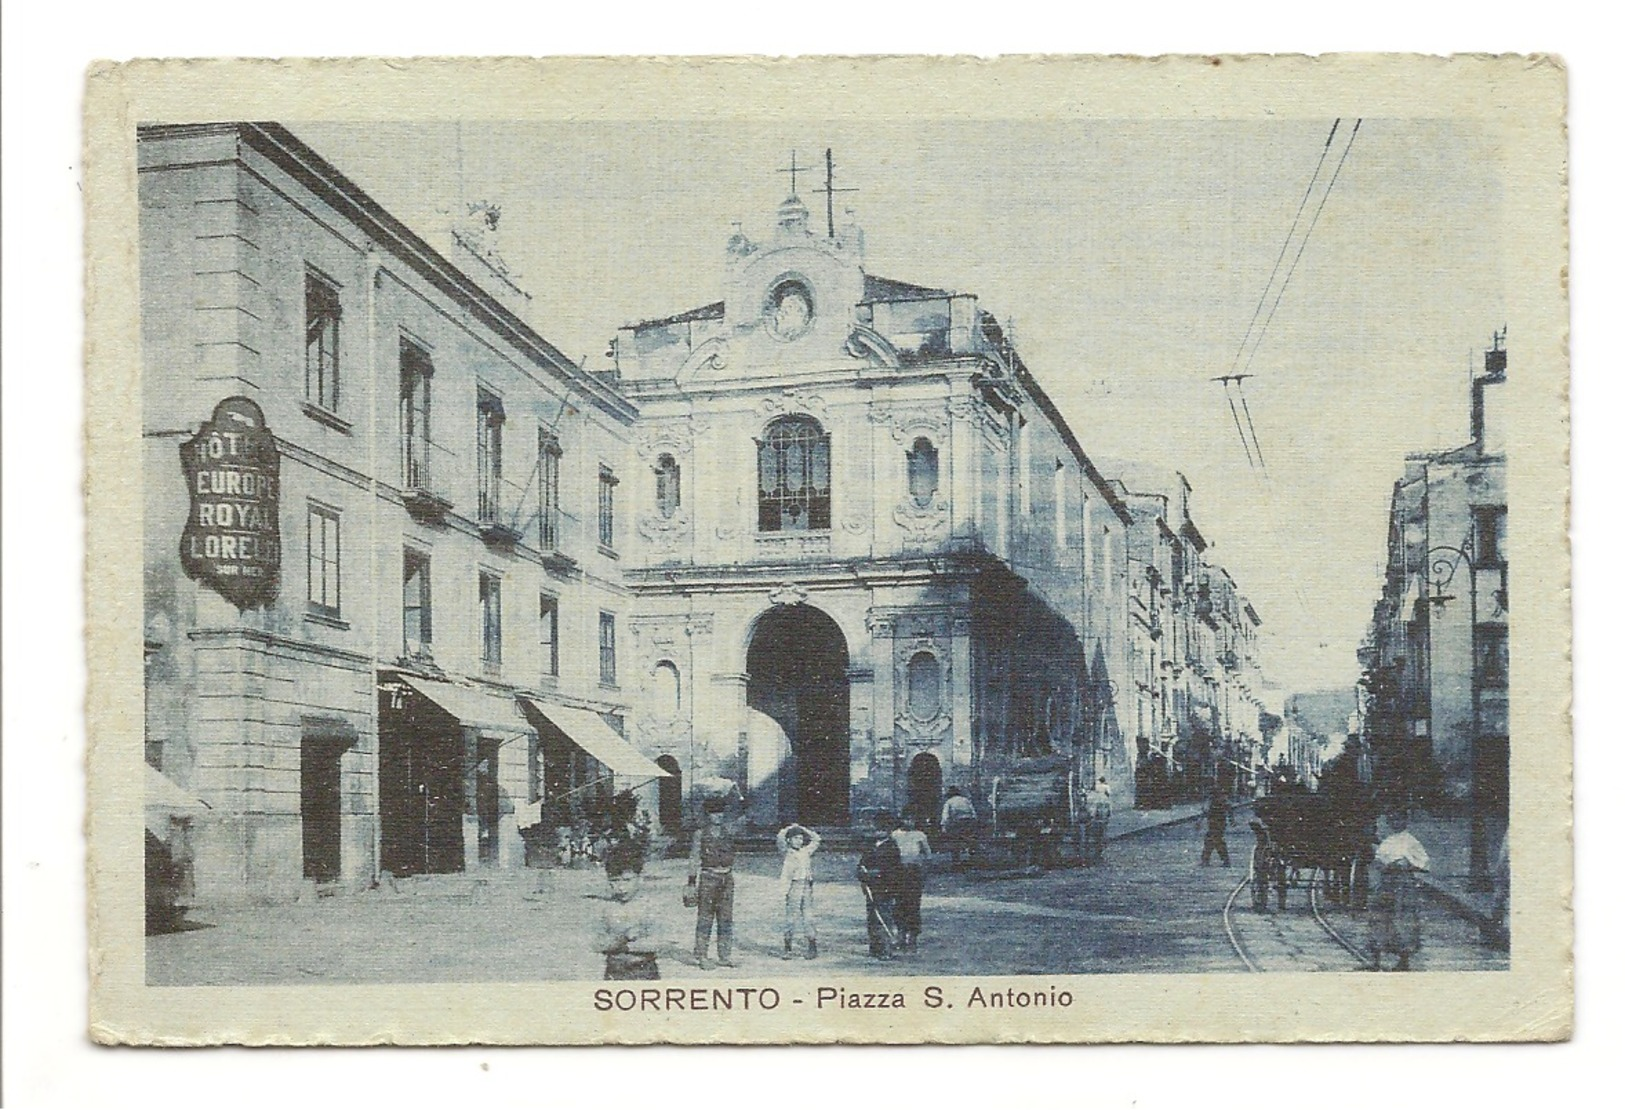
[1369,811,1431,971]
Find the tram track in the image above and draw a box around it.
[1223,865,1374,973]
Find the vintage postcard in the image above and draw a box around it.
[85,55,1571,1044]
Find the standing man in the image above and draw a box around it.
[687,798,737,968]
[1082,777,1113,865]
[891,812,932,951]
[939,786,978,871]
[776,822,821,960]
[1202,787,1231,867]
[857,814,903,960]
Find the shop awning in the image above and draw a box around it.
[400,675,530,734]
[519,697,672,783]
[145,764,210,836]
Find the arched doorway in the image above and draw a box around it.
[906,752,943,833]
[656,754,683,834]
[747,605,850,825]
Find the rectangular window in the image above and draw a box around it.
[477,390,504,523]
[598,465,618,550]
[479,572,502,669]
[538,429,562,549]
[306,502,341,618]
[598,612,617,686]
[403,548,432,655]
[304,272,341,411]
[1475,624,1509,689]
[539,593,560,678]
[400,340,434,489]
[1474,505,1508,568]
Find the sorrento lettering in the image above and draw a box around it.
[593,987,781,1012]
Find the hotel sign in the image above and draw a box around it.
[180,397,282,609]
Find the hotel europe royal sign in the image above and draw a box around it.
[180,397,281,609]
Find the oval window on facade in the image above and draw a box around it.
[907,651,942,718]
[906,437,939,508]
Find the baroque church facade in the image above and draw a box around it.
[612,192,1137,831]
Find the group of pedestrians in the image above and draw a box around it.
[604,797,965,978]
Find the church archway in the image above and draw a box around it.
[746,605,850,825]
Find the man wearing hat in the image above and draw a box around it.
[687,798,738,968]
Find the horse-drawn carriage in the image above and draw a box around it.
[1251,790,1374,911]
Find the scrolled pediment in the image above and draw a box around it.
[844,324,902,369]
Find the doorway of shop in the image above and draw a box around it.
[379,695,466,876]
[300,734,346,883]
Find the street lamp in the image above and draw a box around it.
[1424,539,1493,892]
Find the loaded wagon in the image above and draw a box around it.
[989,758,1078,869]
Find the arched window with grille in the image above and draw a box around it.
[654,453,681,519]
[757,415,831,532]
[906,436,939,508]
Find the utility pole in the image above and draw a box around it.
[814,148,858,239]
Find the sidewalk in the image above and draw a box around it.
[1405,812,1508,943]
[1111,799,1250,840]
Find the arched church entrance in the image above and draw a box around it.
[746,605,850,826]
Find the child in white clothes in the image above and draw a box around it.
[776,823,821,959]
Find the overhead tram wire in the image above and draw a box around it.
[1231,121,1364,625]
[1226,385,1257,469]
[1235,377,1266,472]
[1226,119,1342,378]
[1209,123,1364,634]
[1242,119,1363,378]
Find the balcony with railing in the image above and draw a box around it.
[477,466,524,548]
[401,434,453,522]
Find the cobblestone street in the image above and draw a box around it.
[148,817,1507,984]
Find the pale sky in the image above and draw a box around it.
[293,118,1504,696]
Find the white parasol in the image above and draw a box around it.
[1374,829,1430,870]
